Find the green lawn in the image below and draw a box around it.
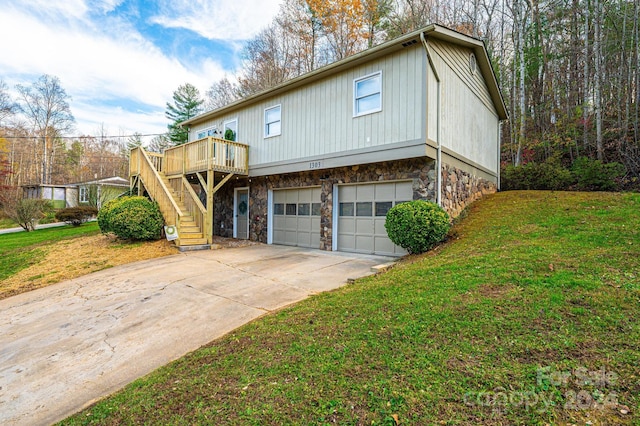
[60,191,639,425]
[0,217,18,229]
[0,222,100,281]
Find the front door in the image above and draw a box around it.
[235,188,249,239]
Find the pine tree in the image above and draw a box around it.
[165,83,203,146]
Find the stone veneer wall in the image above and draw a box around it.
[440,163,497,218]
[212,158,496,250]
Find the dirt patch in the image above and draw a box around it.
[0,234,178,300]
[0,235,265,300]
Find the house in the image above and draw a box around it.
[23,176,129,209]
[130,24,508,255]
[22,184,78,209]
[76,176,129,209]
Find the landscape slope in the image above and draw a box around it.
[57,190,639,425]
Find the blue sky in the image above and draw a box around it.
[0,0,282,142]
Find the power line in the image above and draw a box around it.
[0,133,167,140]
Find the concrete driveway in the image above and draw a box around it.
[0,244,392,426]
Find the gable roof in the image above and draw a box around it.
[75,176,129,187]
[183,24,508,127]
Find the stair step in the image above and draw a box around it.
[178,238,208,246]
[180,233,204,239]
[180,229,202,235]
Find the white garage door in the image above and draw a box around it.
[273,187,321,248]
[337,181,412,256]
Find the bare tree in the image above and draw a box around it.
[0,80,17,123]
[205,77,240,111]
[16,75,75,184]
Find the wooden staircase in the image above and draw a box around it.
[158,173,208,247]
[130,140,248,250]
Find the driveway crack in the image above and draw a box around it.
[184,284,270,312]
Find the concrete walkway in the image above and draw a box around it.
[0,245,393,426]
[0,222,69,235]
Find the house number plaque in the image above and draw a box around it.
[309,161,322,170]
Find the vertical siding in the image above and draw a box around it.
[428,40,499,172]
[191,46,426,167]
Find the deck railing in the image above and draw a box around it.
[163,137,249,176]
[131,147,183,228]
[167,176,206,235]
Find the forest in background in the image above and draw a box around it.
[1,0,639,196]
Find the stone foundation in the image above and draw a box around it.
[440,163,497,218]
[212,158,496,250]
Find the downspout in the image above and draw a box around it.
[497,122,502,191]
[420,32,442,207]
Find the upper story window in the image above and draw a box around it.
[264,105,281,138]
[224,119,238,141]
[354,71,382,117]
[197,126,219,140]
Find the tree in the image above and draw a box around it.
[237,23,297,96]
[0,80,17,123]
[307,0,369,60]
[205,77,240,110]
[148,133,171,153]
[15,75,75,184]
[123,132,143,158]
[166,83,203,146]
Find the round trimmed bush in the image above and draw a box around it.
[384,200,450,254]
[97,196,163,240]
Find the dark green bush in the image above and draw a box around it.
[571,157,625,191]
[97,196,163,240]
[55,206,98,226]
[501,160,573,190]
[384,200,450,254]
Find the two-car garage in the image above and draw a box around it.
[270,181,412,256]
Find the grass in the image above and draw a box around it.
[0,217,18,229]
[59,191,639,425]
[0,222,177,300]
[0,222,101,281]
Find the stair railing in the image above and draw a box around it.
[135,147,183,231]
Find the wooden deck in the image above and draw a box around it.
[129,137,248,248]
[130,136,249,177]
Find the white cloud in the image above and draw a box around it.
[149,0,283,40]
[0,5,225,136]
[0,0,283,138]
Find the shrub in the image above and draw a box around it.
[97,196,163,240]
[501,160,574,191]
[384,200,450,254]
[571,157,625,191]
[3,198,53,231]
[55,206,98,226]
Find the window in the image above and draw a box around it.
[79,187,88,203]
[311,203,321,216]
[354,72,382,116]
[339,202,354,216]
[274,203,285,215]
[223,119,237,141]
[264,105,281,138]
[298,203,310,216]
[197,126,219,140]
[286,203,297,215]
[356,202,373,217]
[375,201,393,216]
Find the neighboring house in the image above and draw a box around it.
[130,24,508,255]
[22,184,78,209]
[23,177,129,209]
[76,176,129,209]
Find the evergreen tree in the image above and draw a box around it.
[165,83,203,146]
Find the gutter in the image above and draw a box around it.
[420,32,442,207]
